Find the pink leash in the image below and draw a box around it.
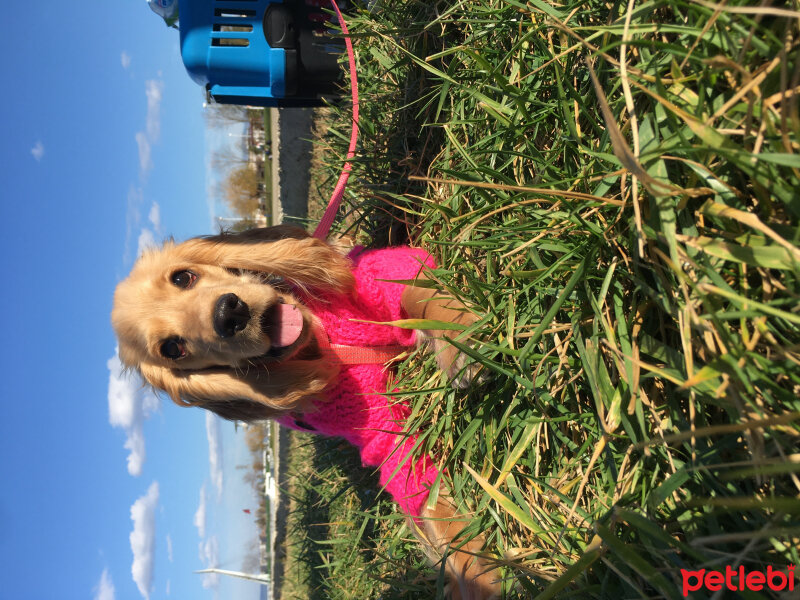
[312,0,359,240]
[308,5,406,366]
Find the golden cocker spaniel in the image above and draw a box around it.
[112,225,501,599]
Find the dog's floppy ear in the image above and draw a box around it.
[137,359,335,421]
[173,227,355,296]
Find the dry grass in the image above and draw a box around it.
[283,0,800,597]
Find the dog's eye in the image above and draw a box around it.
[171,270,197,289]
[160,338,187,360]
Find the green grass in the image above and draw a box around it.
[290,0,800,597]
[262,109,273,225]
[277,431,440,599]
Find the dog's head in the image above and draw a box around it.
[111,226,354,421]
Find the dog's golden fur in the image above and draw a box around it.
[112,226,352,419]
[112,226,501,599]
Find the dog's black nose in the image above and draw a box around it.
[213,293,251,338]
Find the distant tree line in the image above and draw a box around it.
[205,102,268,226]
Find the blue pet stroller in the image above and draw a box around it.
[168,0,345,107]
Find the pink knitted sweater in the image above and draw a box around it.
[279,246,440,517]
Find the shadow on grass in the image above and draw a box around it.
[280,432,437,600]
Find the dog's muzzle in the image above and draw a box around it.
[213,293,251,338]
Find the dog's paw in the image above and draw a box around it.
[443,552,503,600]
[446,348,489,389]
[420,332,489,389]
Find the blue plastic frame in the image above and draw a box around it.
[179,0,288,106]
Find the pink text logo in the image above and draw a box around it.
[681,565,796,596]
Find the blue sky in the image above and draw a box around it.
[0,2,264,599]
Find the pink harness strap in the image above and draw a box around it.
[315,324,406,365]
[312,316,407,365]
[325,343,406,365]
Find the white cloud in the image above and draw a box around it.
[124,187,144,264]
[123,193,163,263]
[166,580,171,596]
[166,534,173,563]
[136,131,152,175]
[135,80,164,178]
[145,80,164,142]
[94,569,115,600]
[31,141,44,161]
[137,229,157,256]
[198,536,220,590]
[148,202,161,231]
[121,51,131,69]
[193,485,207,539]
[130,482,160,600]
[107,350,160,477]
[206,413,224,501]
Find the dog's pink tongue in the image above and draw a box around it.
[273,303,303,348]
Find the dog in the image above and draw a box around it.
[112,225,501,599]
